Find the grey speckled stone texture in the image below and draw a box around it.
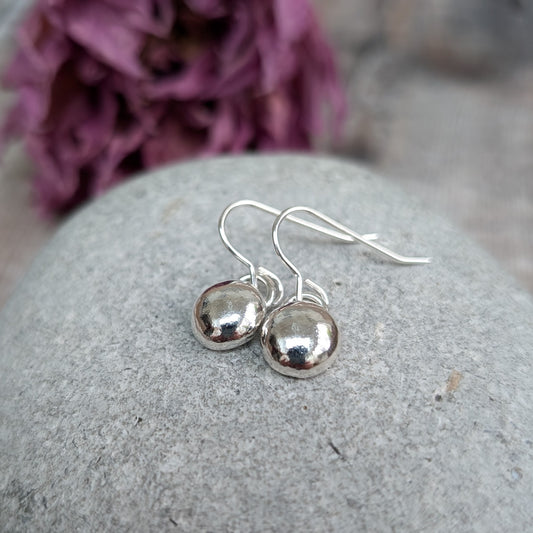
[1,155,532,532]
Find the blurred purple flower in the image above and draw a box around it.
[2,0,346,215]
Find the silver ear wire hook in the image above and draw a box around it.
[193,200,378,352]
[218,199,379,287]
[272,206,432,302]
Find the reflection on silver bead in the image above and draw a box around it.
[192,280,265,350]
[261,301,339,378]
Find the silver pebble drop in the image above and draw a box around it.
[260,301,340,378]
[192,280,265,350]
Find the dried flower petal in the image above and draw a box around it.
[2,0,346,215]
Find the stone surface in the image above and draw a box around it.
[1,155,532,532]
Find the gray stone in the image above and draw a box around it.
[1,155,532,532]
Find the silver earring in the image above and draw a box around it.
[261,206,431,378]
[192,200,379,351]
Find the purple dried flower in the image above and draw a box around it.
[2,0,346,214]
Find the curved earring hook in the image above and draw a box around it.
[272,206,432,302]
[218,200,379,287]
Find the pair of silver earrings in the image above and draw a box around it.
[192,200,430,378]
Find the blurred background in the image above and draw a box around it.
[1,0,532,307]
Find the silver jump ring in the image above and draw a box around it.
[240,267,284,309]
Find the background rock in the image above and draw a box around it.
[383,0,533,75]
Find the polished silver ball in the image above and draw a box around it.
[261,301,339,378]
[192,280,266,350]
